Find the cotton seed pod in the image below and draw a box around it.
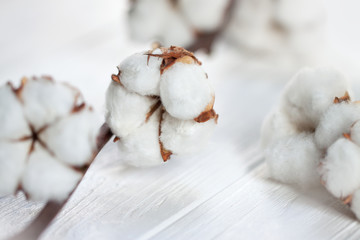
[315,102,360,150]
[106,46,218,167]
[319,138,360,199]
[0,77,100,202]
[265,133,321,187]
[281,67,350,131]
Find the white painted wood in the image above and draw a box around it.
[1,1,360,239]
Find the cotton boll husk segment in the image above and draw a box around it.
[160,62,213,120]
[351,190,360,220]
[0,84,31,140]
[178,0,230,32]
[21,144,82,202]
[320,139,360,199]
[128,0,170,43]
[117,109,163,167]
[160,112,216,155]
[281,67,350,131]
[40,108,100,167]
[260,109,298,150]
[118,50,163,96]
[0,141,30,196]
[20,78,80,131]
[105,81,158,138]
[265,133,322,188]
[315,103,360,150]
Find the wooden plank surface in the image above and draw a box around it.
[1,1,360,239]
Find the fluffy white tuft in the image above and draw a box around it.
[105,81,158,138]
[315,103,360,150]
[281,67,350,131]
[118,50,162,96]
[179,0,230,31]
[320,139,360,198]
[265,133,321,187]
[0,84,31,140]
[21,78,79,131]
[21,144,82,202]
[160,112,216,155]
[260,109,298,150]
[117,109,163,167]
[0,141,30,196]
[160,62,213,120]
[40,109,100,166]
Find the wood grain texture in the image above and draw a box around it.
[2,0,360,239]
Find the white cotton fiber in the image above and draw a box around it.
[179,0,230,32]
[21,144,82,202]
[315,103,360,150]
[160,62,213,120]
[118,49,163,96]
[160,112,216,155]
[21,78,79,131]
[350,121,360,146]
[351,190,360,220]
[128,0,170,42]
[0,84,31,140]
[117,109,163,167]
[0,141,30,196]
[260,109,298,150]
[40,109,100,166]
[320,139,360,198]
[106,81,158,138]
[265,133,321,187]
[281,67,350,131]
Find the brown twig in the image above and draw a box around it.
[9,123,113,240]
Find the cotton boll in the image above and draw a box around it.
[281,67,350,131]
[117,109,163,167]
[21,78,79,131]
[21,144,82,202]
[179,0,230,32]
[106,81,158,138]
[0,141,30,196]
[40,109,100,167]
[351,190,360,220]
[320,139,360,199]
[0,84,31,140]
[160,10,195,47]
[350,121,360,146]
[265,133,321,187]
[260,109,298,150]
[315,103,360,150]
[118,49,163,96]
[160,62,213,120]
[128,0,170,42]
[160,112,216,155]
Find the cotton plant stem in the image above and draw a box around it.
[10,123,113,240]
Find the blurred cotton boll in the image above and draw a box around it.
[0,77,100,203]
